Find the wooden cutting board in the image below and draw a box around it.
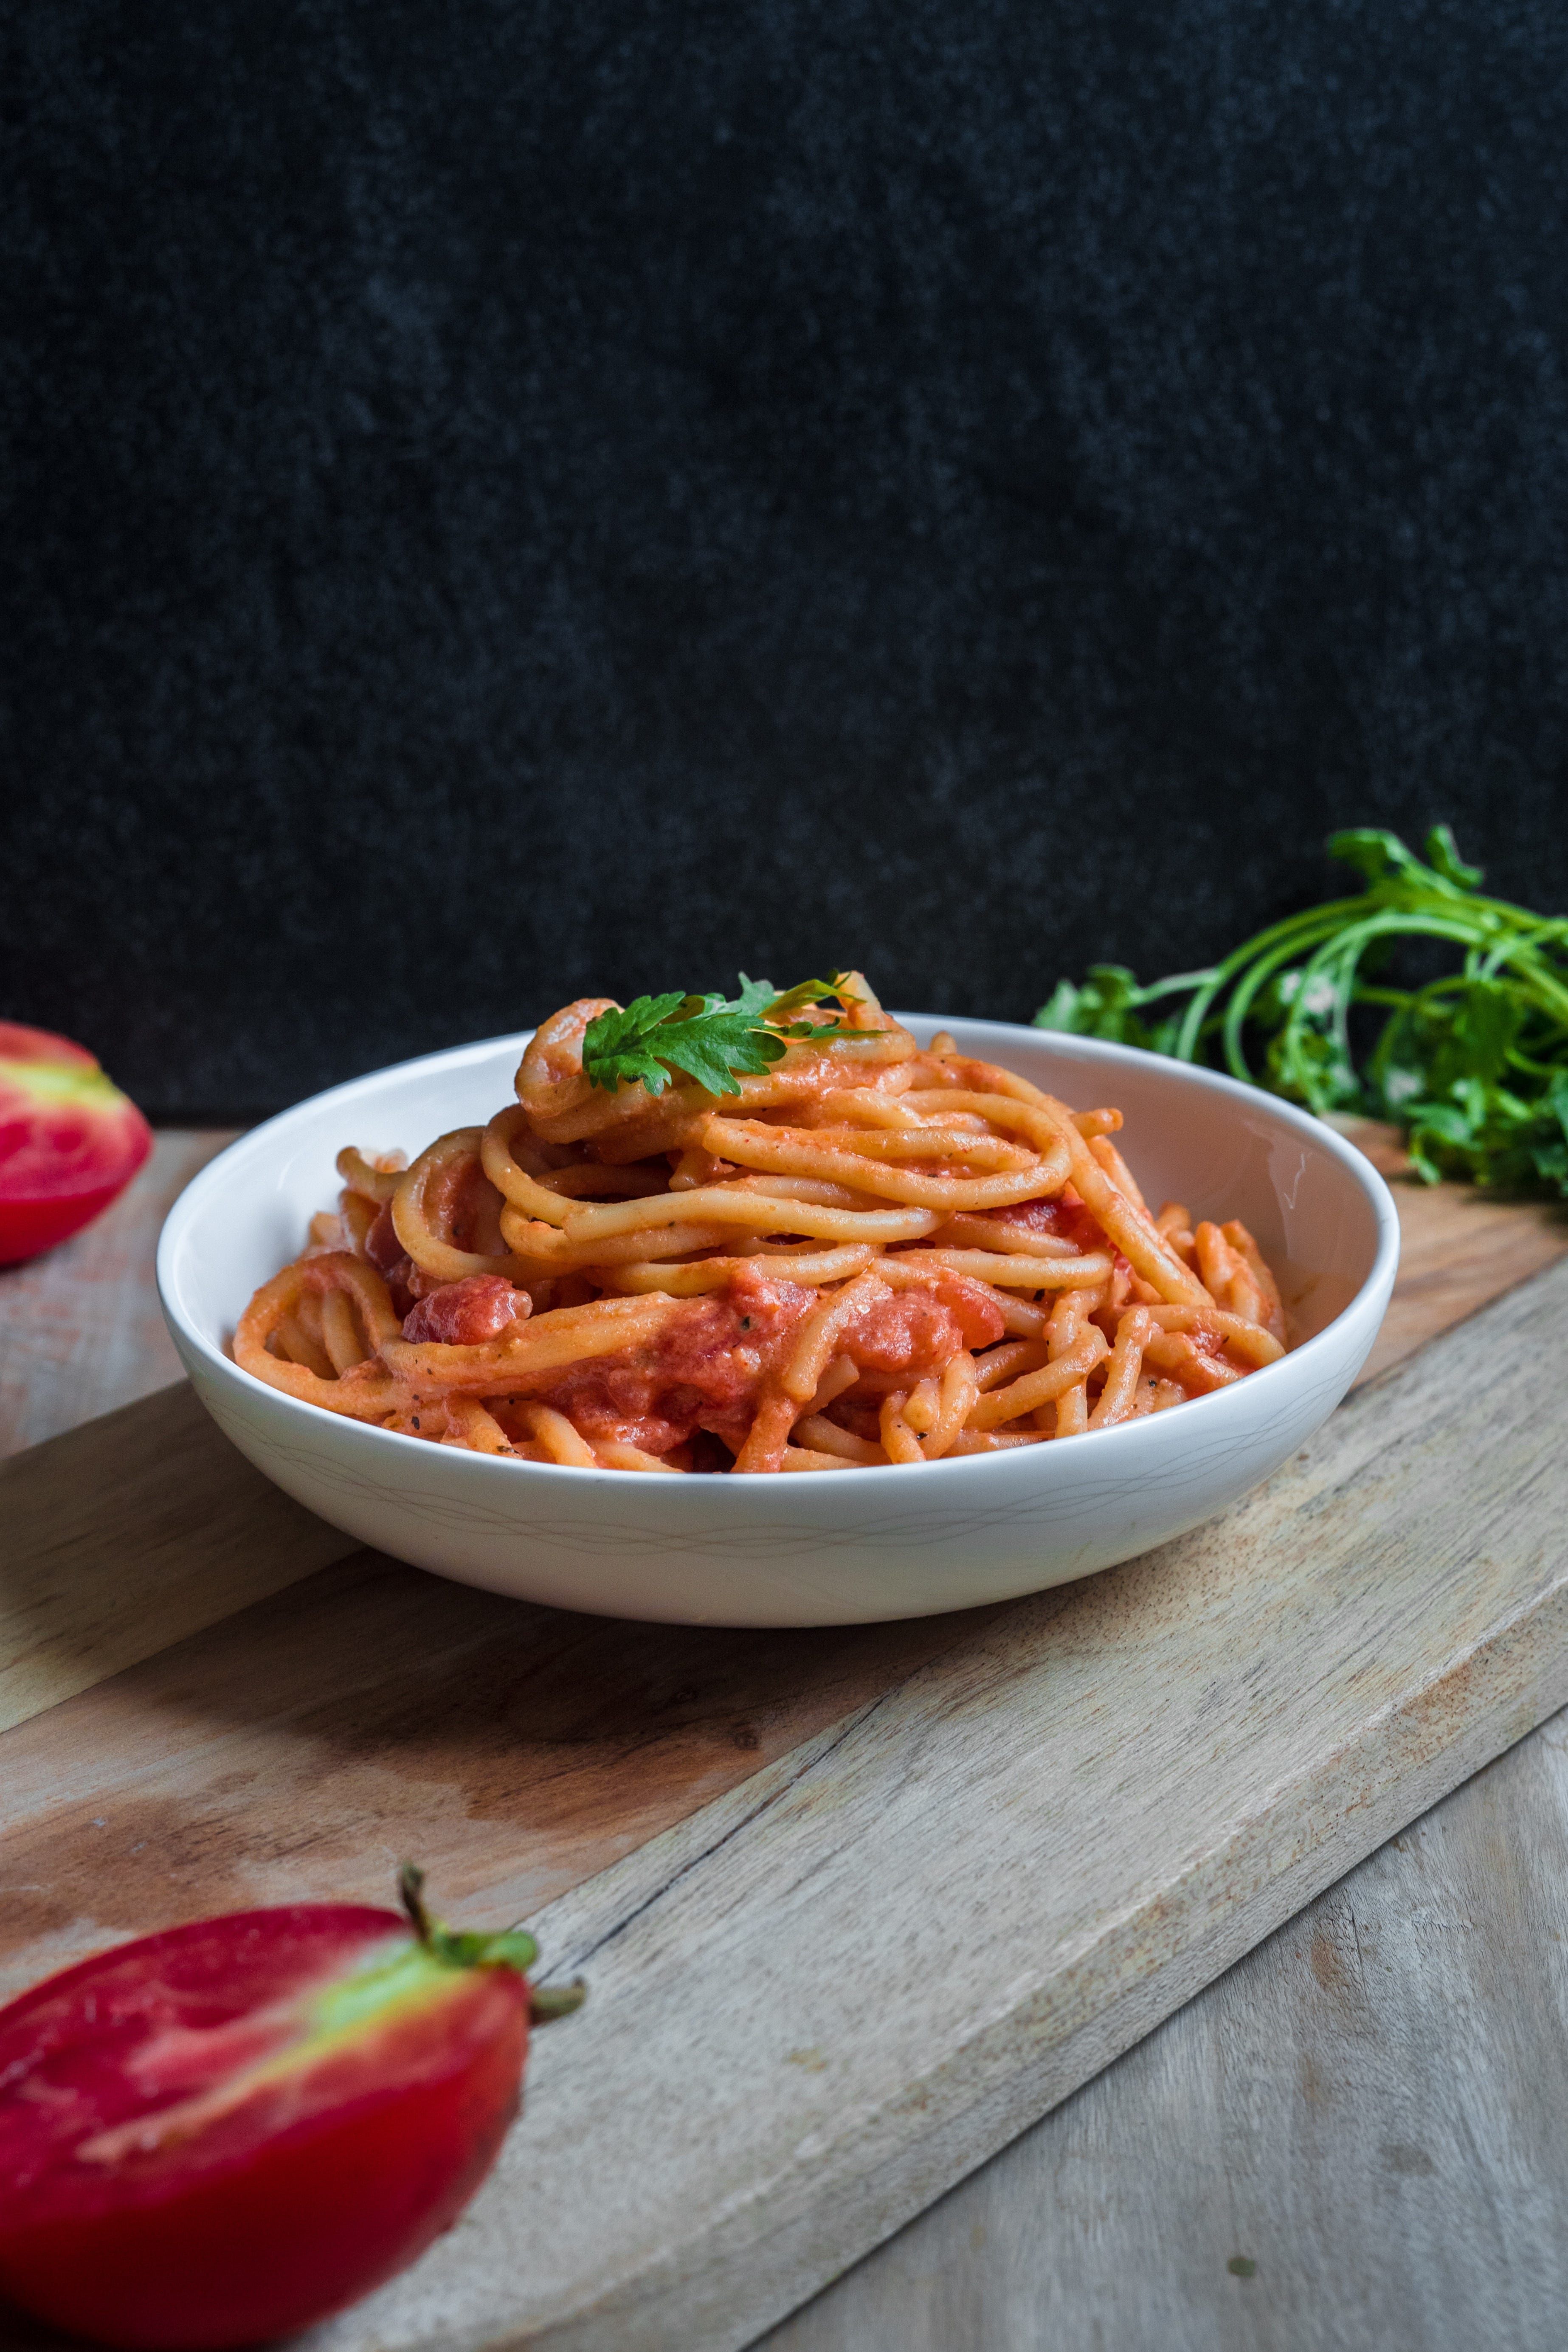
[2,1128,1567,2351]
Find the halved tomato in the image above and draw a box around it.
[0,1021,153,1264]
[0,1868,580,2349]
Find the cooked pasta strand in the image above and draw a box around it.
[733,1390,799,1474]
[695,1115,1055,1211]
[937,1213,1081,1258]
[319,1287,368,1377]
[974,1339,1050,1390]
[559,1187,942,1246]
[1087,1132,1152,1219]
[393,1130,527,1283]
[600,1244,875,1296]
[880,1247,1113,1291]
[380,1292,681,1393]
[879,1394,927,1466]
[807,1353,861,1412]
[793,1414,884,1464]
[923,1351,979,1460]
[783,1270,891,1402]
[336,1147,407,1203]
[1051,1382,1091,1439]
[968,1326,1110,1430]
[595,1440,681,1472]
[1088,1307,1154,1429]
[525,1404,599,1467]
[442,1397,518,1454]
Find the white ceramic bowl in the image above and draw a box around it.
[157,1018,1399,1627]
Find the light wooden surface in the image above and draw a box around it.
[759,1713,1568,2352]
[1335,1117,1568,1383]
[0,1539,986,1979]
[759,1133,1568,2352]
[3,1138,1568,2352]
[8,1119,1565,1750]
[1,1129,1566,2350]
[8,1256,1568,2350]
[1,1383,358,1732]
[0,1130,237,1458]
[3,1117,1563,1893]
[310,1255,1568,2352]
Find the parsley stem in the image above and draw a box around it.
[1035,827,1568,1197]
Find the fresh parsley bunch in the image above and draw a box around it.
[1035,828,1568,1194]
[581,974,859,1098]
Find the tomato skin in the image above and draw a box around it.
[0,1183,149,1265]
[0,2008,524,2348]
[0,1021,152,1265]
[0,1904,532,2349]
[0,1020,98,1069]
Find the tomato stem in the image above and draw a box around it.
[394,1863,557,1994]
[398,1861,436,1946]
[529,1981,588,2025]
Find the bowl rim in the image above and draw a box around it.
[157,1014,1402,1492]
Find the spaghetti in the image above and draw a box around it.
[234,976,1290,1473]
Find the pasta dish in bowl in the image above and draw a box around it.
[158,986,1398,1625]
[232,975,1292,1475]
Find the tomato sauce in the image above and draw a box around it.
[526,1264,817,1456]
[402,1275,527,1346]
[987,1184,1109,1255]
[834,1277,1002,1394]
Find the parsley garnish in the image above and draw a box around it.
[1036,826,1568,1195]
[582,973,862,1098]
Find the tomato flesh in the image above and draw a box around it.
[0,1021,152,1265]
[0,1904,530,2349]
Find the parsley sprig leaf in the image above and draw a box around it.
[766,972,865,1022]
[581,973,861,1098]
[1035,828,1568,1195]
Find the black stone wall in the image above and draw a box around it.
[6,1,1568,1116]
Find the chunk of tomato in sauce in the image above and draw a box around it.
[834,1277,1002,1395]
[363,1203,404,1275]
[987,1186,1109,1255]
[527,1264,815,1457]
[402,1276,528,1346]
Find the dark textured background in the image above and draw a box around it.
[5,0,1568,1118]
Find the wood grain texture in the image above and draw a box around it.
[175,1253,1568,2352]
[2,1115,1563,1748]
[0,1129,237,1458]
[0,1383,358,1732]
[3,1127,1568,2349]
[0,1553,984,2000]
[759,1709,1568,2352]
[1332,1118,1568,1384]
